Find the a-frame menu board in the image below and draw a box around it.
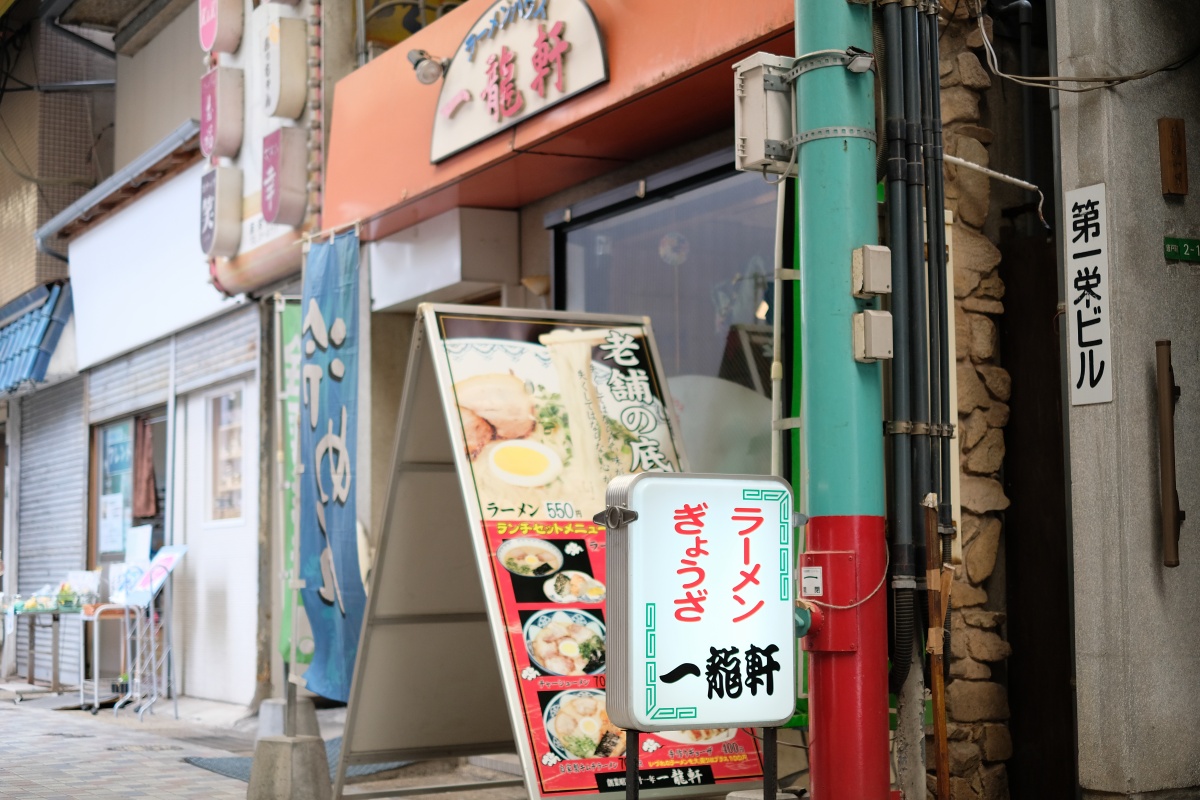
[335,304,768,800]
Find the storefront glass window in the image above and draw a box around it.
[210,390,243,521]
[562,169,778,475]
[98,419,133,555]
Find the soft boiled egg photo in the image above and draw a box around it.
[488,440,564,487]
[578,715,602,739]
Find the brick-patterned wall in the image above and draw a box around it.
[931,5,1014,800]
[0,23,110,306]
[0,32,41,306]
[35,23,105,287]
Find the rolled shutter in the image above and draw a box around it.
[16,377,87,686]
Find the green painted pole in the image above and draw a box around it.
[792,1,890,797]
[792,4,885,516]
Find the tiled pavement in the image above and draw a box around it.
[0,693,527,800]
[0,700,247,799]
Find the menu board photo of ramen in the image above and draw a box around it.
[434,310,767,797]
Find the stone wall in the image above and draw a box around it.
[933,4,1014,800]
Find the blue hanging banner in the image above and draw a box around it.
[298,230,364,702]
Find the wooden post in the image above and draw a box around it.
[924,501,950,800]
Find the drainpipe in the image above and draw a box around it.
[881,4,923,794]
[355,0,368,66]
[902,0,931,583]
[793,1,889,797]
[995,0,1034,231]
[1044,0,1083,781]
[925,5,955,659]
[881,0,916,693]
[920,7,942,523]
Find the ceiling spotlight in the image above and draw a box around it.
[408,49,449,84]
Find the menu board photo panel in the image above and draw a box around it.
[434,308,769,799]
[338,305,771,800]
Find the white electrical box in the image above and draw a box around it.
[852,245,892,298]
[733,52,796,175]
[853,310,894,363]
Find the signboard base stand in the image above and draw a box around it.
[626,731,639,800]
[248,735,332,800]
[761,729,776,800]
[333,308,520,800]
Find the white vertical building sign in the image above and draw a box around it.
[1065,183,1113,405]
[605,473,796,731]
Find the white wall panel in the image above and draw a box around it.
[68,162,241,369]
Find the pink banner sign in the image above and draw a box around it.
[199,0,218,51]
[262,129,282,223]
[200,69,217,157]
[198,0,241,53]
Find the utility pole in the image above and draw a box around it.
[791,0,890,797]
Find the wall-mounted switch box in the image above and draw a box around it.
[852,245,892,298]
[853,310,893,363]
[733,53,796,176]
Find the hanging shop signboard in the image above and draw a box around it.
[200,166,243,257]
[200,67,245,159]
[198,0,314,294]
[336,305,768,800]
[1064,183,1112,406]
[430,0,609,163]
[262,13,307,119]
[604,473,796,732]
[262,127,307,226]
[199,0,243,53]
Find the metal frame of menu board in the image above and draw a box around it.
[336,303,770,800]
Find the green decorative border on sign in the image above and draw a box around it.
[741,488,791,601]
[643,603,698,721]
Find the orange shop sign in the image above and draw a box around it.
[430,0,608,163]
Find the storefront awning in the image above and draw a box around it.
[0,282,74,394]
[324,0,794,242]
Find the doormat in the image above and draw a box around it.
[183,737,412,783]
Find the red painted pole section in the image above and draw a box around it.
[803,515,890,799]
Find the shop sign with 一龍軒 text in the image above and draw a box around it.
[604,473,797,733]
[430,0,608,163]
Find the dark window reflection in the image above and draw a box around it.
[563,171,778,473]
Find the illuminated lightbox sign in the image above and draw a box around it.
[200,67,245,159]
[262,127,307,226]
[200,166,243,258]
[263,14,307,119]
[199,0,243,53]
[430,0,608,163]
[605,473,797,731]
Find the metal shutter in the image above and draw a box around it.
[88,339,170,423]
[174,305,260,395]
[15,377,87,686]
